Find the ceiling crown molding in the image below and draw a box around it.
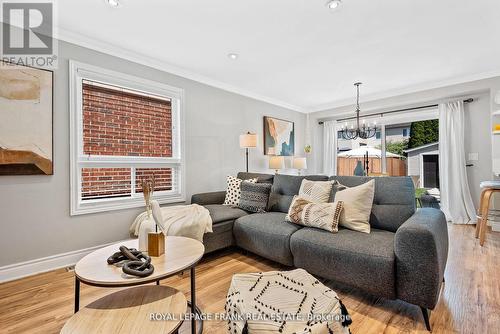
[308,69,500,113]
[57,27,306,113]
[57,27,500,115]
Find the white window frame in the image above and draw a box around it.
[69,60,185,215]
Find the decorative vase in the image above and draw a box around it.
[138,217,155,252]
[353,160,365,176]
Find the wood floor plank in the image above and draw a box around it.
[1,224,499,333]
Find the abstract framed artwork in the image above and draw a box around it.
[263,116,295,156]
[0,61,54,175]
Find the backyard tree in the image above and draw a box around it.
[385,139,409,156]
[408,119,439,149]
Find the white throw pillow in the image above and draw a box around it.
[223,175,257,206]
[298,179,335,203]
[334,179,375,233]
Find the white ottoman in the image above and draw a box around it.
[225,269,351,334]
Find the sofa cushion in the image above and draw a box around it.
[237,172,274,184]
[269,174,329,213]
[205,204,248,224]
[233,212,301,266]
[330,176,415,232]
[290,227,396,299]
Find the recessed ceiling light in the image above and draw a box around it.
[105,0,121,8]
[227,53,239,60]
[326,0,342,10]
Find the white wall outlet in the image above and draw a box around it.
[468,152,479,161]
[494,159,500,176]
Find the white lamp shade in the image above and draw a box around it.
[269,156,285,170]
[239,133,257,148]
[495,91,500,105]
[293,157,307,170]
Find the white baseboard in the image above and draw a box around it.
[0,239,132,283]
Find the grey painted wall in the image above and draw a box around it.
[0,40,305,266]
[308,78,500,211]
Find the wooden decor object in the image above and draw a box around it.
[148,232,165,257]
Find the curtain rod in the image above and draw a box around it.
[318,98,474,125]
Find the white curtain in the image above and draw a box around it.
[438,101,476,224]
[323,121,337,175]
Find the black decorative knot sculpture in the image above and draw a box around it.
[107,246,154,277]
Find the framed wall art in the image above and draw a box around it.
[263,116,295,156]
[0,61,53,175]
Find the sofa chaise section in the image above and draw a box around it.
[191,172,273,253]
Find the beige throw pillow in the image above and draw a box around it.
[287,196,344,233]
[334,179,375,233]
[298,179,335,203]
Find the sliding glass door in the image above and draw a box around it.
[335,108,440,189]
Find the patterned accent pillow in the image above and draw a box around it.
[223,175,257,206]
[287,196,344,233]
[298,179,335,203]
[238,182,272,213]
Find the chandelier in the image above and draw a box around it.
[339,82,377,140]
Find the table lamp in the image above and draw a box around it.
[293,157,307,176]
[269,156,285,174]
[239,132,257,172]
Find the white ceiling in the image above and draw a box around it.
[57,0,500,112]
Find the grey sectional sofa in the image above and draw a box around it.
[191,172,448,331]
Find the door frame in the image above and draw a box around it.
[419,151,439,188]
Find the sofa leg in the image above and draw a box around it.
[420,307,431,332]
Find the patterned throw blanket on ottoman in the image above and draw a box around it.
[225,269,352,334]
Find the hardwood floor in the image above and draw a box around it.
[1,224,499,333]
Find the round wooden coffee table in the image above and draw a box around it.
[62,286,186,334]
[73,236,204,334]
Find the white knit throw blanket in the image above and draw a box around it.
[130,202,212,242]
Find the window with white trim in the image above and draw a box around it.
[70,61,184,215]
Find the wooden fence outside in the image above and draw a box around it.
[337,157,407,176]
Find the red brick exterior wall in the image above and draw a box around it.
[81,168,131,199]
[81,82,173,199]
[135,168,173,193]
